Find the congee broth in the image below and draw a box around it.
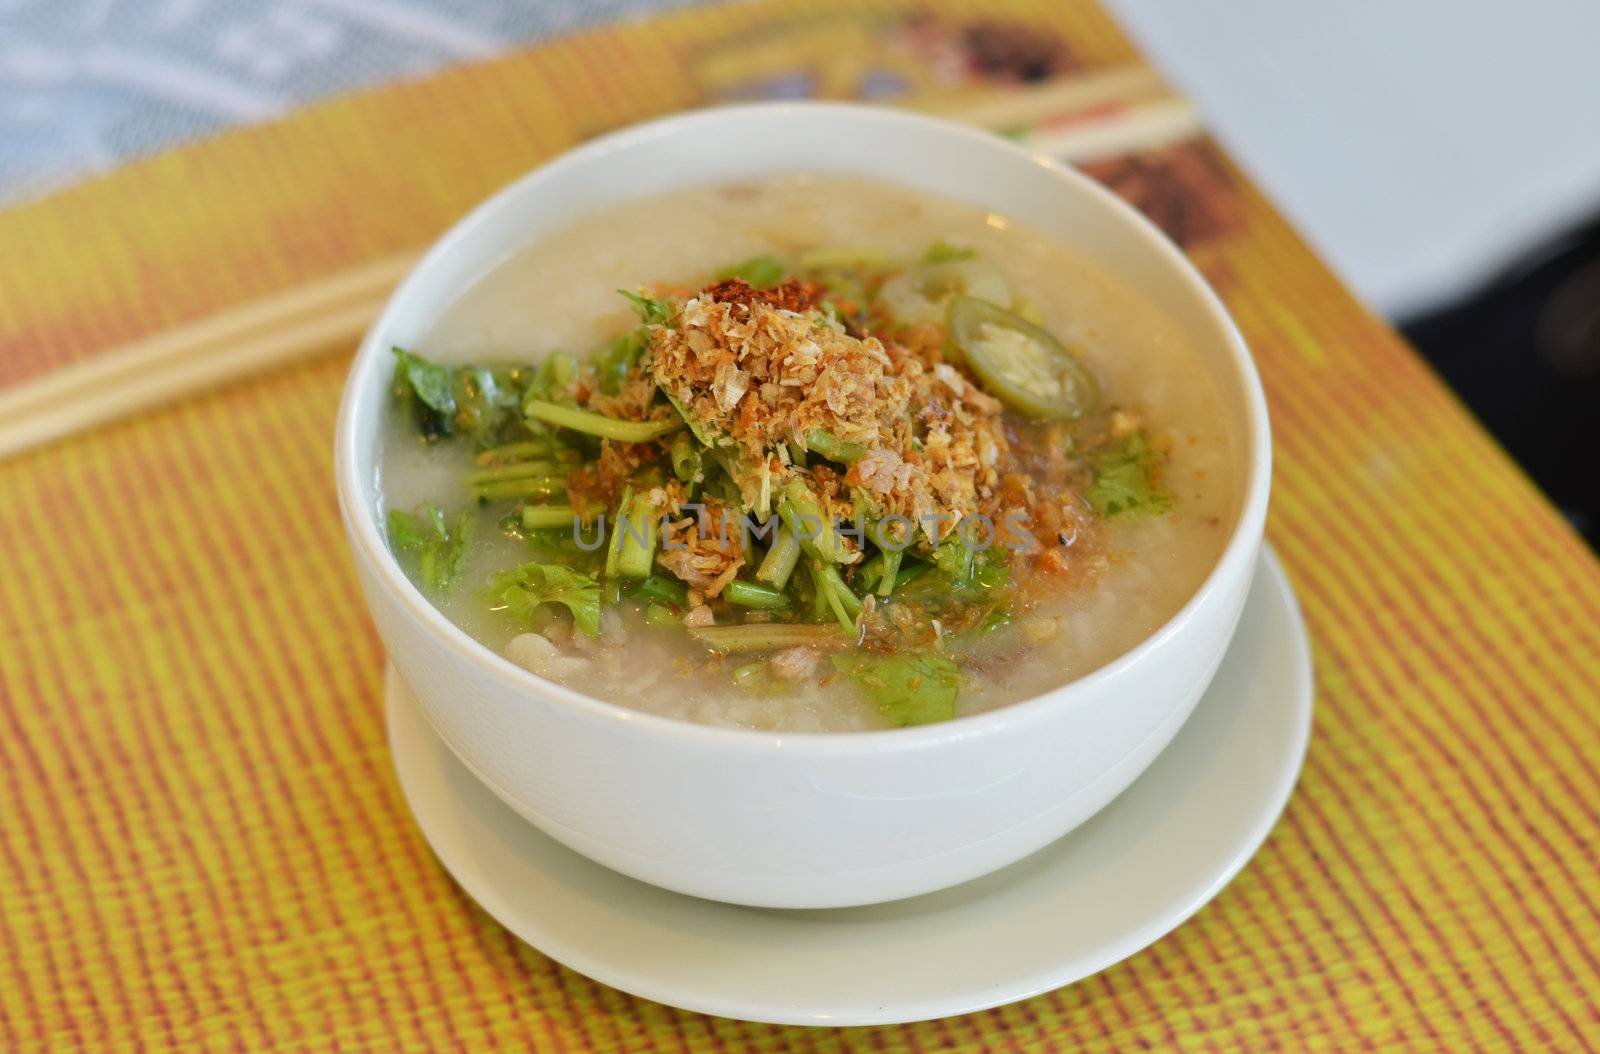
[378,175,1238,732]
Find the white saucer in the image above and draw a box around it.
[387,547,1313,1026]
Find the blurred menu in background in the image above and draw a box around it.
[3,0,1596,543]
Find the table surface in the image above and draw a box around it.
[1,0,1597,1050]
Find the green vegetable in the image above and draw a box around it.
[922,239,976,264]
[386,505,444,551]
[506,518,604,574]
[809,559,861,632]
[670,432,703,483]
[713,255,786,289]
[461,365,532,446]
[643,603,678,628]
[830,652,960,727]
[386,503,471,591]
[932,535,976,584]
[391,349,530,446]
[875,552,902,597]
[969,549,1011,596]
[944,296,1098,420]
[779,480,846,563]
[1086,430,1172,518]
[690,623,848,654]
[476,439,551,465]
[544,351,577,388]
[519,352,578,405]
[755,525,801,588]
[619,290,675,326]
[488,562,602,638]
[702,457,743,506]
[858,553,885,592]
[975,605,1011,637]
[1013,297,1048,328]
[662,390,726,449]
[635,575,688,607]
[615,491,658,579]
[723,580,791,610]
[887,561,931,594]
[604,485,632,581]
[466,460,559,485]
[852,490,904,596]
[520,504,580,530]
[471,476,565,503]
[897,548,1009,604]
[595,327,649,396]
[523,399,683,443]
[804,427,865,465]
[392,348,457,438]
[732,662,774,692]
[806,561,831,623]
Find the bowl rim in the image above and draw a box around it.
[335,100,1272,754]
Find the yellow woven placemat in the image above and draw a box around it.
[2,1,1597,1050]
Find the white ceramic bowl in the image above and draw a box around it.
[336,102,1270,909]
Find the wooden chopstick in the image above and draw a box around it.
[0,64,1190,461]
[1023,97,1204,165]
[913,65,1170,131]
[0,252,417,458]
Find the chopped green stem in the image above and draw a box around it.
[724,580,791,610]
[738,518,756,564]
[643,603,678,627]
[690,624,848,655]
[859,554,885,592]
[755,526,801,588]
[819,562,863,618]
[849,489,902,597]
[472,477,565,502]
[635,574,688,607]
[824,584,851,630]
[476,440,549,465]
[604,486,631,579]
[732,662,770,689]
[780,480,846,563]
[524,399,683,443]
[544,351,577,387]
[806,428,865,465]
[810,559,861,631]
[616,491,658,579]
[466,460,559,484]
[809,563,832,623]
[520,504,579,530]
[669,433,702,482]
[876,549,903,597]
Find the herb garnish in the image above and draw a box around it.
[713,255,786,289]
[387,503,471,590]
[488,562,603,638]
[1086,430,1171,518]
[831,652,961,726]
